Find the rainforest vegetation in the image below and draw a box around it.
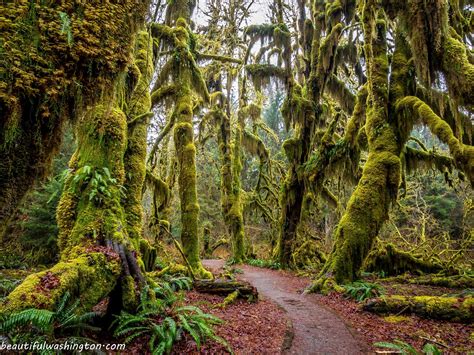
[0,0,473,353]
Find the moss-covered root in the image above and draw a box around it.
[363,243,444,276]
[0,252,121,314]
[363,295,474,323]
[306,277,345,295]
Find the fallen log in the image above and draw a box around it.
[363,295,473,323]
[383,274,474,289]
[193,279,258,301]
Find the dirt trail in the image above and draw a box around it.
[203,259,366,355]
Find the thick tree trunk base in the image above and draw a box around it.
[363,295,473,323]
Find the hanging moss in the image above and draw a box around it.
[242,130,269,161]
[245,64,287,91]
[363,242,444,276]
[0,1,148,235]
[397,96,474,185]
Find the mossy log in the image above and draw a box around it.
[384,275,474,289]
[363,295,473,323]
[363,243,444,276]
[194,279,258,299]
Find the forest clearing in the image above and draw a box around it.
[0,0,473,354]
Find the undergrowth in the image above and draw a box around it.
[0,292,99,353]
[344,281,384,302]
[113,277,231,354]
[375,340,442,354]
[246,258,281,270]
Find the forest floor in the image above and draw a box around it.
[1,262,472,354]
[194,259,473,354]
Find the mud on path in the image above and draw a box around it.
[203,259,367,355]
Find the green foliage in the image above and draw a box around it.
[374,340,442,355]
[247,258,281,270]
[71,166,126,205]
[58,12,73,46]
[344,281,384,302]
[113,283,229,354]
[0,292,99,353]
[0,278,21,299]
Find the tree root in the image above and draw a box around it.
[0,251,121,314]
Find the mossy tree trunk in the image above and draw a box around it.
[151,1,213,277]
[1,30,153,314]
[211,78,246,263]
[174,73,211,278]
[0,1,147,239]
[313,1,401,287]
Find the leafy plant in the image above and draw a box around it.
[247,258,281,270]
[344,281,384,302]
[0,278,21,299]
[0,292,99,353]
[113,285,230,354]
[374,340,442,354]
[71,166,126,205]
[160,274,193,292]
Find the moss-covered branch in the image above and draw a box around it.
[397,96,474,184]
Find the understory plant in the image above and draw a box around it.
[247,258,281,270]
[0,292,99,352]
[344,281,384,302]
[113,278,230,354]
[374,340,442,355]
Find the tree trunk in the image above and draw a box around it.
[1,30,152,314]
[174,68,212,279]
[312,2,401,288]
[0,2,147,239]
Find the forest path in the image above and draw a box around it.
[203,259,366,355]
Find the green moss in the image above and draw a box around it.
[364,295,473,323]
[398,96,474,185]
[0,1,148,233]
[1,252,120,314]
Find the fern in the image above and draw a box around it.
[0,291,100,349]
[113,283,231,354]
[344,281,384,302]
[375,340,442,355]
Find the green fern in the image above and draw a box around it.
[375,340,442,354]
[113,284,231,354]
[0,291,100,352]
[344,281,384,302]
[247,258,281,270]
